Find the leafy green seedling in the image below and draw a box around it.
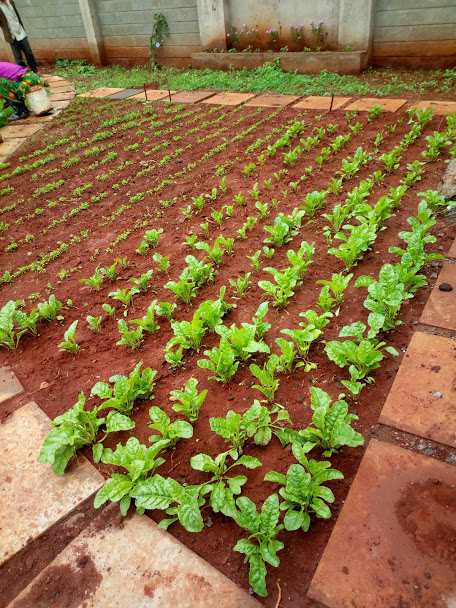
[148,406,193,447]
[233,494,284,597]
[86,314,103,333]
[170,377,207,422]
[265,443,343,533]
[58,320,79,353]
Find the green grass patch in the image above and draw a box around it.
[54,59,456,98]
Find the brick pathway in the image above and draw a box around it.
[0,75,75,163]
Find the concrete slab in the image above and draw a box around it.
[0,138,22,160]
[107,88,143,100]
[79,88,124,99]
[9,513,261,608]
[170,90,215,104]
[245,93,300,107]
[380,332,456,448]
[50,100,71,110]
[292,96,351,111]
[420,263,456,331]
[21,113,56,124]
[42,75,64,83]
[131,89,176,101]
[48,84,74,94]
[49,91,74,101]
[410,100,456,116]
[449,238,456,259]
[0,367,23,404]
[202,92,256,106]
[344,97,407,112]
[308,439,456,608]
[0,124,41,139]
[0,402,103,565]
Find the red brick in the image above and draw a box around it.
[308,439,456,608]
[410,100,456,116]
[344,97,407,112]
[420,263,456,331]
[170,90,215,104]
[292,96,351,111]
[380,331,456,448]
[202,92,256,106]
[245,94,300,107]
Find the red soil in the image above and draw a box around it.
[0,98,453,606]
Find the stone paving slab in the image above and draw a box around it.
[107,88,143,100]
[50,100,71,110]
[0,123,41,139]
[0,367,23,404]
[170,90,215,104]
[79,88,124,98]
[449,238,456,259]
[48,83,74,92]
[344,97,407,112]
[202,92,256,106]
[0,402,103,565]
[42,75,65,83]
[131,89,176,101]
[0,138,23,160]
[380,331,456,447]
[49,91,74,101]
[308,438,456,608]
[292,95,351,111]
[244,93,300,107]
[9,512,260,608]
[410,100,456,115]
[420,263,456,331]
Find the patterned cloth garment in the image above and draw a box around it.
[0,68,46,103]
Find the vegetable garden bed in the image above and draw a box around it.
[0,96,454,606]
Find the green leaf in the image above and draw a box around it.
[235,455,262,470]
[248,552,268,597]
[264,470,287,485]
[311,497,332,519]
[92,443,104,464]
[227,475,247,495]
[283,509,305,531]
[178,496,204,532]
[132,474,173,510]
[94,473,133,508]
[105,411,135,433]
[190,453,217,473]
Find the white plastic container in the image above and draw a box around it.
[25,86,52,116]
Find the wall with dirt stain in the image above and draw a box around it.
[97,0,201,67]
[372,0,456,68]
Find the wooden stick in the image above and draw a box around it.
[274,581,282,608]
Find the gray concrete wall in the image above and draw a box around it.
[373,0,456,67]
[9,0,89,62]
[97,0,201,66]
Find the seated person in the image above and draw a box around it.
[0,60,48,119]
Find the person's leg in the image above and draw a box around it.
[18,38,37,73]
[10,40,25,67]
